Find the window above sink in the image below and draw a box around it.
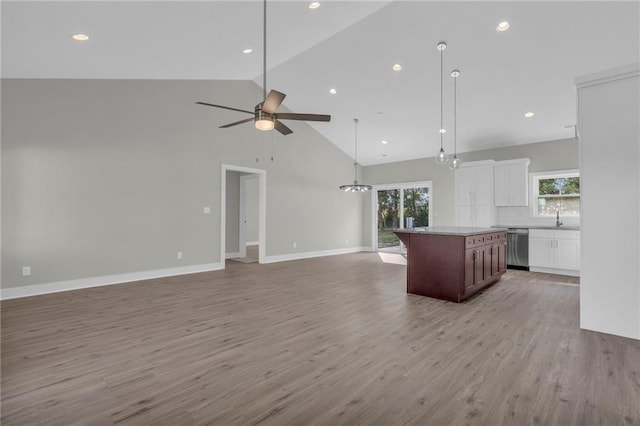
[531,170,580,217]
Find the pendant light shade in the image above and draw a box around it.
[340,118,372,192]
[435,41,449,164]
[449,69,462,170]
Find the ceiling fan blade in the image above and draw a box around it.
[275,113,331,122]
[274,120,293,135]
[219,117,255,128]
[262,90,286,114]
[196,102,254,115]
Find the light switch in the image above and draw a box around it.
[22,266,31,276]
[203,207,211,214]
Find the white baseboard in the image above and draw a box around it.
[225,252,241,259]
[1,262,224,300]
[245,241,259,246]
[262,247,369,264]
[2,247,372,300]
[529,266,580,277]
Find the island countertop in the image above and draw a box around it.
[394,226,507,237]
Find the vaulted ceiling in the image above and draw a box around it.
[3,1,639,165]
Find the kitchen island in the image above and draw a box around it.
[394,227,507,302]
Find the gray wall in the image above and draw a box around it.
[2,79,364,289]
[362,138,579,246]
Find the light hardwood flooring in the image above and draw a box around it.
[1,253,638,425]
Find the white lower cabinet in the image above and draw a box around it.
[529,229,580,276]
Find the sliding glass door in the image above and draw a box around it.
[377,189,401,250]
[374,182,433,253]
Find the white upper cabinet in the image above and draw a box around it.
[455,167,475,205]
[454,161,496,227]
[493,158,530,206]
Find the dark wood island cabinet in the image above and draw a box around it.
[394,227,507,302]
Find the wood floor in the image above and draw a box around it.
[1,253,639,425]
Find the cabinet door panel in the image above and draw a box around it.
[490,244,500,276]
[499,241,507,272]
[493,166,510,206]
[494,162,529,206]
[456,205,473,227]
[529,238,554,268]
[556,238,580,270]
[455,168,475,205]
[474,166,493,205]
[483,245,493,280]
[508,164,528,205]
[464,248,476,291]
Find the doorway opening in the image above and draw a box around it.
[372,181,433,254]
[221,164,266,266]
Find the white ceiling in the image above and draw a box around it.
[3,1,639,165]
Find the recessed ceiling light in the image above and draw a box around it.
[524,111,535,118]
[71,34,90,41]
[496,21,510,32]
[381,140,388,144]
[392,64,403,72]
[439,128,447,134]
[309,2,320,9]
[242,48,253,54]
[329,88,337,95]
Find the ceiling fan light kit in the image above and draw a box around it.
[340,118,372,192]
[196,0,330,136]
[255,116,275,131]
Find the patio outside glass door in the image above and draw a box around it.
[376,183,431,253]
[377,189,401,251]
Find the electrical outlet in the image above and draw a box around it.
[203,206,211,214]
[177,251,183,260]
[22,266,31,276]
[292,242,297,249]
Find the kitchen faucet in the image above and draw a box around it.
[556,209,563,227]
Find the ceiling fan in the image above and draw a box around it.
[196,0,331,135]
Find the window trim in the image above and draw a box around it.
[530,169,580,217]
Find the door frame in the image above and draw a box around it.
[221,164,266,265]
[370,180,433,252]
[239,174,259,258]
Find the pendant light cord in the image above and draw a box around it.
[354,118,359,183]
[453,73,457,155]
[263,0,267,101]
[440,46,444,150]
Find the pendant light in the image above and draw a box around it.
[339,118,372,192]
[449,69,461,170]
[435,41,449,164]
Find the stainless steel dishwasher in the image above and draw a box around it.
[506,228,529,270]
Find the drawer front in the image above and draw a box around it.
[556,230,580,240]
[490,232,506,242]
[530,229,557,239]
[530,229,580,240]
[465,237,480,248]
[465,233,500,248]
